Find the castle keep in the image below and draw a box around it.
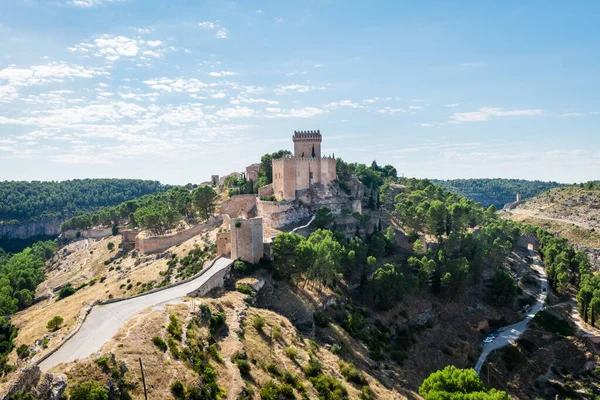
[272,130,337,200]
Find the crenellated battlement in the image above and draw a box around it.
[293,130,322,142]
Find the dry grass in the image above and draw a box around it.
[10,227,219,367]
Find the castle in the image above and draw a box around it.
[272,130,337,200]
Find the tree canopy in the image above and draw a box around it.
[433,178,564,208]
[419,366,510,400]
[0,179,171,223]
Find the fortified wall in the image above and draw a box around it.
[61,227,113,240]
[134,217,220,254]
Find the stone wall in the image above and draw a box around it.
[246,163,259,183]
[216,231,231,257]
[121,229,140,252]
[230,217,264,263]
[186,262,231,297]
[62,227,113,240]
[135,218,219,254]
[218,194,257,218]
[258,183,274,198]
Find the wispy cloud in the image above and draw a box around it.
[265,107,327,118]
[67,0,122,7]
[199,21,229,39]
[445,103,459,108]
[69,35,166,62]
[449,107,543,123]
[377,107,404,115]
[209,71,236,77]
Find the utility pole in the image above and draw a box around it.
[139,357,148,400]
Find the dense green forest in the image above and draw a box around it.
[0,240,56,374]
[61,186,217,234]
[0,179,171,223]
[433,178,565,208]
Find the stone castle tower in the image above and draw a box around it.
[271,130,337,201]
[293,130,322,158]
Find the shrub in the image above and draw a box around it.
[209,343,223,363]
[330,343,342,355]
[69,380,108,400]
[265,363,282,377]
[58,285,76,299]
[314,311,330,328]
[152,336,167,352]
[237,283,253,295]
[303,357,322,378]
[360,386,376,400]
[272,324,282,340]
[252,315,266,331]
[233,260,247,273]
[283,346,298,360]
[259,380,295,400]
[260,195,277,202]
[209,312,227,333]
[168,338,180,359]
[96,355,110,371]
[170,380,185,398]
[107,242,115,251]
[339,361,367,385]
[167,314,183,340]
[236,359,251,375]
[16,344,29,359]
[310,374,348,399]
[40,337,50,349]
[46,316,64,331]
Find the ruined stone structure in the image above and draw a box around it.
[246,163,260,183]
[272,130,337,201]
[211,175,220,186]
[217,217,264,264]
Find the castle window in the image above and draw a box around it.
[309,172,314,179]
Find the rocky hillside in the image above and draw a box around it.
[506,183,600,270]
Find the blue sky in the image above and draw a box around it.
[0,0,598,184]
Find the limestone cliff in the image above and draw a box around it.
[0,217,64,240]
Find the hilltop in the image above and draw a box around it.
[506,182,600,269]
[434,178,564,209]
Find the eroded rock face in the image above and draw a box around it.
[0,217,63,240]
[34,372,68,400]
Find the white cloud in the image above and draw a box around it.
[211,92,226,99]
[313,64,325,68]
[146,40,163,48]
[199,21,229,39]
[265,107,327,118]
[445,103,459,107]
[377,107,404,115]
[556,112,586,117]
[0,62,107,102]
[409,105,423,110]
[199,21,218,29]
[326,100,362,109]
[275,17,285,23]
[215,106,254,119]
[209,71,236,77]
[420,123,435,127]
[216,28,229,39]
[67,0,121,7]
[449,107,543,123]
[274,84,327,95]
[232,97,279,105]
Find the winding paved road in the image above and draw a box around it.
[38,257,232,372]
[474,249,548,374]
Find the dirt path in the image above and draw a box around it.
[509,208,593,229]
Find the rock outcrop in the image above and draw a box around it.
[0,217,64,240]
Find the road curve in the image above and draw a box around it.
[38,257,233,372]
[474,249,548,374]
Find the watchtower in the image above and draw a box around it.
[293,130,322,158]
